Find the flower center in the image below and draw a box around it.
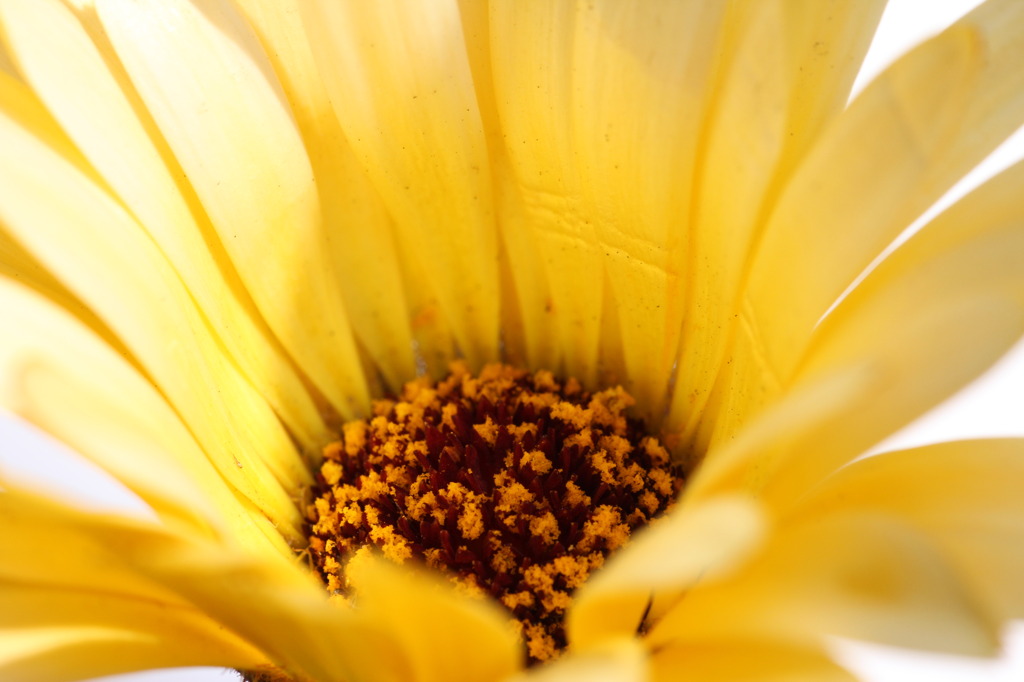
[305,363,684,664]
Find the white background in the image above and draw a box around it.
[1,1,1022,680]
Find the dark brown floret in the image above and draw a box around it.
[305,363,684,664]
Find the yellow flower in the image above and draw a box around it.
[0,0,1023,681]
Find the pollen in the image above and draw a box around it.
[305,363,684,665]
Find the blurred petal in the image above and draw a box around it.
[649,511,1000,657]
[1,487,393,682]
[0,586,268,681]
[0,488,270,679]
[652,641,856,682]
[505,639,646,682]
[568,496,764,649]
[348,555,522,682]
[146,546,406,682]
[799,439,1024,621]
[651,509,995,655]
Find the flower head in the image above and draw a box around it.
[0,1,1023,681]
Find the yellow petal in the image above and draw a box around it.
[0,488,193,601]
[774,0,889,164]
[494,176,561,373]
[799,439,1024,622]
[768,159,1024,506]
[724,297,1020,509]
[652,641,856,682]
[0,484,286,612]
[649,511,1000,657]
[95,0,370,419]
[685,361,871,502]
[0,66,88,173]
[692,157,1024,505]
[487,1,603,384]
[487,2,725,395]
[0,69,164,365]
[394,234,459,378]
[0,487,284,673]
[233,0,417,390]
[568,496,765,650]
[0,28,12,76]
[0,628,246,682]
[744,0,1024,383]
[348,555,522,682]
[505,639,646,682]
[0,585,268,681]
[454,0,559,373]
[301,0,500,370]
[0,230,119,352]
[0,278,296,557]
[0,488,374,682]
[0,0,327,446]
[0,75,140,369]
[0,104,306,542]
[144,545,403,682]
[560,1,726,413]
[668,0,886,445]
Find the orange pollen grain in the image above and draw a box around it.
[305,362,684,665]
